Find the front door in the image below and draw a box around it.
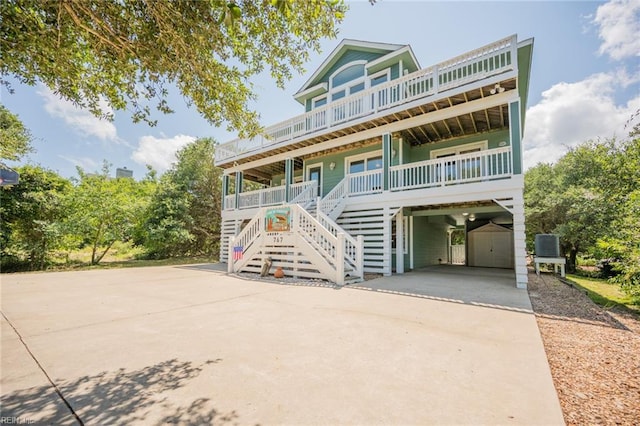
[308,165,322,197]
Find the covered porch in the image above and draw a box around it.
[222,145,514,213]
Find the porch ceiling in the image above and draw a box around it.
[410,200,512,227]
[232,77,517,184]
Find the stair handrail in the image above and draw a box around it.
[318,176,348,219]
[227,209,263,272]
[317,209,363,278]
[289,180,317,208]
[290,204,338,265]
[228,204,362,284]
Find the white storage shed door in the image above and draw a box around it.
[468,223,513,269]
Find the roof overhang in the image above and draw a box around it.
[293,82,328,105]
[295,39,406,97]
[366,45,420,75]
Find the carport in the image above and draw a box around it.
[356,265,528,311]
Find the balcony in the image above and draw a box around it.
[223,148,512,212]
[215,35,517,166]
[224,181,317,211]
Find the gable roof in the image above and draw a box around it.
[468,222,513,233]
[294,39,420,100]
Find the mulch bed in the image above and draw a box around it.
[528,272,640,425]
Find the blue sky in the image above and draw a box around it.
[2,0,639,179]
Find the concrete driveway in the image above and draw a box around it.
[1,264,563,425]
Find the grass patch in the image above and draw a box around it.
[49,256,216,272]
[566,273,640,314]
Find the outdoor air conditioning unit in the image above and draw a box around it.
[535,234,560,258]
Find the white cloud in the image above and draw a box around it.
[131,134,196,173]
[37,85,119,142]
[593,0,640,60]
[523,71,640,169]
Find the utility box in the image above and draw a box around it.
[535,234,560,257]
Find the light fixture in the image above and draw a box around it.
[469,214,476,222]
[329,161,336,170]
[391,149,397,158]
[462,212,469,217]
[490,83,505,95]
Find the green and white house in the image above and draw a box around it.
[216,34,534,289]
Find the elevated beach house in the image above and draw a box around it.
[216,35,534,288]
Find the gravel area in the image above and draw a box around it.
[528,272,640,426]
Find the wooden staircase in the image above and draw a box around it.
[227,204,364,285]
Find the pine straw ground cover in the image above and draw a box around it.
[528,273,640,425]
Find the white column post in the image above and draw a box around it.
[357,234,364,278]
[396,211,404,274]
[227,236,235,273]
[512,193,528,289]
[336,232,345,285]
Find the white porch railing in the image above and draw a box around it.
[389,147,512,191]
[349,169,383,196]
[224,194,236,210]
[227,204,364,285]
[318,177,348,220]
[233,181,315,210]
[216,35,516,164]
[317,210,364,278]
[238,186,285,209]
[289,181,317,207]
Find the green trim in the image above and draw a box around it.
[509,101,522,175]
[517,40,534,131]
[284,158,293,202]
[222,174,229,204]
[383,133,391,190]
[234,171,243,207]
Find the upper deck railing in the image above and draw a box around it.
[224,147,513,212]
[216,35,517,165]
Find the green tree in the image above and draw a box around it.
[65,162,153,264]
[0,165,70,270]
[524,163,563,248]
[139,138,222,258]
[1,0,346,135]
[0,104,32,160]
[525,135,640,284]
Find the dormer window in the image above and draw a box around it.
[329,62,367,104]
[331,63,365,87]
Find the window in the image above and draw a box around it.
[430,141,488,182]
[349,159,365,174]
[346,152,383,174]
[332,64,365,87]
[369,69,390,107]
[370,73,388,87]
[331,90,345,102]
[326,62,367,110]
[345,151,383,193]
[430,141,487,159]
[313,96,327,108]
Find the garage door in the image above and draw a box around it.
[468,223,513,269]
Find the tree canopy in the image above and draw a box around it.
[524,132,640,301]
[0,0,347,135]
[138,138,222,258]
[0,104,32,160]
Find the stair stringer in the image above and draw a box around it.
[235,234,337,281]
